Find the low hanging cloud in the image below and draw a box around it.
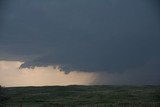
[0,61,96,87]
[0,0,160,75]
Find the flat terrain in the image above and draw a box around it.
[1,85,160,107]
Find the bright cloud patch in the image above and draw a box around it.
[0,61,96,87]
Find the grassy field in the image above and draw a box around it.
[0,85,160,107]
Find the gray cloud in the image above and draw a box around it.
[94,57,160,85]
[0,0,160,78]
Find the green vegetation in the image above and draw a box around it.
[1,85,160,107]
[0,86,10,107]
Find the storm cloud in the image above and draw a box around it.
[0,0,160,75]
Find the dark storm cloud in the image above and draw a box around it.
[0,0,160,75]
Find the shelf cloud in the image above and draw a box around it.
[0,0,160,78]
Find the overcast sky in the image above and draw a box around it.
[0,0,160,86]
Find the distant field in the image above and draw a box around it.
[1,85,160,107]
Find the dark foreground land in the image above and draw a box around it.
[0,85,160,107]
